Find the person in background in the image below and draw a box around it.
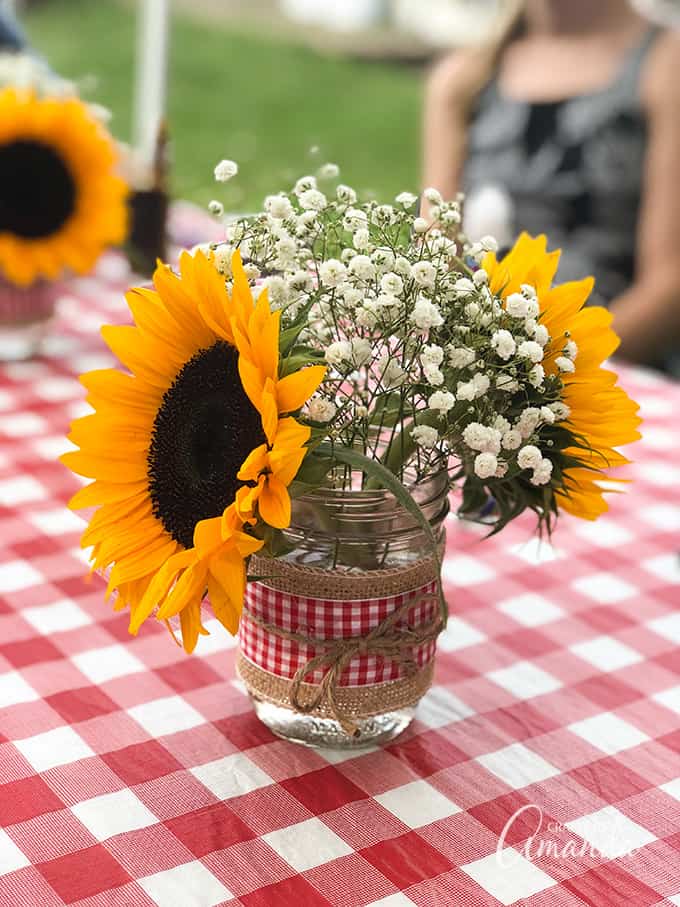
[0,6,27,51]
[423,0,680,370]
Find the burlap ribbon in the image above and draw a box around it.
[238,555,445,737]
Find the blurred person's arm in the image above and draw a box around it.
[608,32,680,364]
[422,51,482,203]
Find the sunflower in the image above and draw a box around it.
[484,233,642,520]
[62,249,325,652]
[0,88,127,286]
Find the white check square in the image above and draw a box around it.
[72,790,157,841]
[28,508,84,536]
[0,828,30,875]
[643,555,680,583]
[442,554,493,585]
[23,600,92,634]
[652,685,680,715]
[0,671,39,707]
[0,476,46,505]
[191,752,273,800]
[572,573,636,604]
[15,725,94,772]
[128,695,204,738]
[508,537,564,565]
[565,806,655,859]
[568,712,649,755]
[72,644,145,684]
[477,743,560,789]
[139,861,232,907]
[437,616,486,652]
[462,848,556,905]
[648,613,680,645]
[417,685,475,729]
[0,560,43,594]
[660,778,680,801]
[376,780,460,828]
[488,660,562,700]
[572,518,633,547]
[497,594,564,628]
[570,636,642,671]
[263,818,352,872]
[0,413,45,437]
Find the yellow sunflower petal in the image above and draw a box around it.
[276,365,327,413]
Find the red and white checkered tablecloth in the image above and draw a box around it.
[2,209,680,907]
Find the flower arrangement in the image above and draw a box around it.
[63,163,640,743]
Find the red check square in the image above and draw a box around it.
[47,686,119,723]
[469,792,539,844]
[563,862,660,907]
[165,802,255,857]
[281,766,368,815]
[214,711,277,750]
[0,776,64,826]
[38,844,131,902]
[240,875,332,907]
[574,675,641,710]
[361,831,453,888]
[387,729,469,776]
[102,740,184,786]
[1,637,62,668]
[156,658,222,693]
[570,757,653,802]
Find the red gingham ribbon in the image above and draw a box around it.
[240,580,438,688]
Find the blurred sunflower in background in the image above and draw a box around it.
[63,250,325,652]
[0,88,127,286]
[484,233,642,520]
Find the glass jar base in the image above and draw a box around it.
[251,697,415,749]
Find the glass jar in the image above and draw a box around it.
[0,280,55,361]
[238,468,450,749]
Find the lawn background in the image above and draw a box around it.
[24,0,423,211]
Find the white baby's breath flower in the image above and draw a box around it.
[307,397,337,422]
[453,277,476,296]
[525,298,540,319]
[356,307,378,329]
[214,159,238,182]
[371,248,396,274]
[473,268,488,286]
[325,340,351,366]
[380,272,403,296]
[348,254,375,281]
[533,324,550,346]
[471,373,490,396]
[396,191,418,208]
[394,256,412,279]
[318,162,339,180]
[421,343,444,366]
[343,207,368,231]
[413,217,429,234]
[556,356,575,373]
[376,293,399,311]
[518,407,541,437]
[339,285,363,308]
[294,175,317,195]
[479,235,498,252]
[265,194,294,220]
[491,329,516,361]
[448,346,476,369]
[564,339,578,360]
[351,338,372,367]
[380,358,406,388]
[550,402,571,421]
[423,187,443,206]
[456,381,475,401]
[288,270,313,292]
[428,390,455,414]
[501,429,522,450]
[412,425,439,449]
[336,184,357,204]
[521,283,537,299]
[423,363,444,386]
[373,204,397,225]
[213,245,233,275]
[495,463,509,478]
[353,228,370,251]
[505,292,529,318]
[517,445,543,470]
[411,297,443,330]
[494,416,511,435]
[464,302,480,320]
[263,275,288,308]
[540,406,556,424]
[208,200,224,217]
[531,458,554,486]
[528,364,545,388]
[341,248,357,264]
[517,340,544,363]
[299,189,327,211]
[243,262,261,281]
[319,259,346,287]
[474,452,498,479]
[463,424,501,454]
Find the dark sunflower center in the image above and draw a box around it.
[0,140,76,238]
[148,341,266,549]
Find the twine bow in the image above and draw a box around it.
[245,593,444,736]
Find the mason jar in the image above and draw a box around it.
[237,468,450,749]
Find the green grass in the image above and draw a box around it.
[24,0,423,211]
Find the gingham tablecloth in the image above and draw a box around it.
[2,215,680,907]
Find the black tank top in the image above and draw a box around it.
[462,28,660,306]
